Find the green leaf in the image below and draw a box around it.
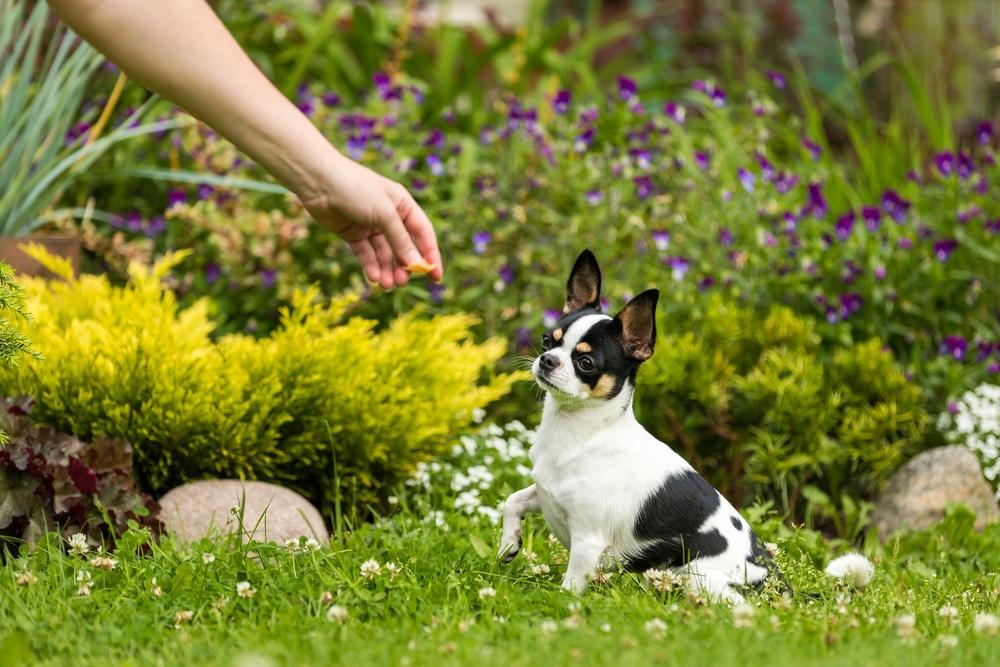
[468,534,491,559]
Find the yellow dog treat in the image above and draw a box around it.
[405,259,437,275]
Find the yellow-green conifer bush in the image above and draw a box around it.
[0,247,523,516]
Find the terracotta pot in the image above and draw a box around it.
[0,234,81,279]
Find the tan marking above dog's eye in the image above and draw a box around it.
[552,329,563,342]
[575,342,592,353]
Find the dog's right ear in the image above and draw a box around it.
[564,249,602,313]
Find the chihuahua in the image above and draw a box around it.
[498,249,780,602]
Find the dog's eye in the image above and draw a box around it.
[541,334,553,350]
[576,355,596,372]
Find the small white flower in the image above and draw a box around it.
[173,610,194,629]
[16,570,37,586]
[600,623,612,633]
[303,538,321,552]
[472,408,487,424]
[89,555,118,571]
[825,553,875,589]
[387,496,399,506]
[938,634,958,649]
[937,605,959,623]
[236,581,256,598]
[644,618,668,638]
[151,577,162,598]
[540,619,558,634]
[76,569,92,597]
[202,552,215,565]
[320,591,334,605]
[973,613,999,636]
[284,538,302,551]
[457,618,475,633]
[384,561,402,580]
[894,613,917,638]
[733,603,756,628]
[67,533,90,557]
[765,542,780,558]
[327,605,349,623]
[530,563,550,576]
[360,559,382,580]
[478,586,497,599]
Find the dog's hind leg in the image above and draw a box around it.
[499,484,539,562]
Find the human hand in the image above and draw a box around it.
[301,155,443,289]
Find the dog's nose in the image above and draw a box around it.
[539,352,560,371]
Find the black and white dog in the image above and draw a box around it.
[498,249,780,602]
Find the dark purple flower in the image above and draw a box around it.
[347,136,366,159]
[897,236,913,250]
[664,102,686,124]
[802,136,822,161]
[839,293,863,318]
[957,205,981,224]
[472,231,491,255]
[586,190,602,206]
[933,238,958,262]
[934,151,955,177]
[861,206,881,232]
[881,190,911,223]
[756,154,776,182]
[543,309,561,328]
[986,218,1000,234]
[552,90,571,114]
[426,154,444,176]
[634,175,655,200]
[498,264,515,287]
[841,260,863,284]
[977,120,993,146]
[145,216,166,237]
[205,263,221,285]
[806,182,827,218]
[766,70,786,89]
[65,121,93,146]
[698,276,716,291]
[976,340,996,362]
[125,212,143,232]
[774,172,798,194]
[410,178,427,193]
[617,76,637,102]
[167,188,187,209]
[515,327,533,349]
[957,151,975,179]
[630,148,652,169]
[782,212,798,232]
[651,229,671,251]
[423,129,445,149]
[834,212,856,241]
[694,151,710,171]
[580,106,599,124]
[667,256,689,281]
[600,297,610,312]
[940,335,967,360]
[737,168,756,193]
[428,283,445,304]
[718,228,733,246]
[692,80,709,93]
[260,268,277,289]
[373,71,391,95]
[990,362,1000,374]
[975,176,989,195]
[574,127,594,152]
[322,92,341,107]
[710,88,726,107]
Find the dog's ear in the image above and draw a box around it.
[564,249,602,313]
[613,289,659,361]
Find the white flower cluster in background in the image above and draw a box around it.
[938,383,1000,498]
[407,421,535,526]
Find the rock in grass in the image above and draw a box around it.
[872,446,999,539]
[157,480,328,543]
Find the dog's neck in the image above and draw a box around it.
[536,386,635,448]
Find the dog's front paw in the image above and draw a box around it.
[498,537,522,563]
[561,574,587,594]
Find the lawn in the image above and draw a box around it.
[3,422,999,667]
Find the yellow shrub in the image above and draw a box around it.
[0,250,523,516]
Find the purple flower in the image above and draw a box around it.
[410,178,427,193]
[574,127,595,152]
[630,148,652,170]
[977,120,993,145]
[782,212,798,232]
[934,151,955,177]
[617,76,637,102]
[802,136,822,161]
[167,188,187,209]
[698,276,716,291]
[205,264,221,285]
[933,238,958,262]
[145,216,166,237]
[197,184,214,201]
[737,168,755,193]
[976,340,996,362]
[718,228,733,246]
[766,70,786,89]
[667,256,689,281]
[881,190,911,223]
[839,293,863,318]
[373,71,392,96]
[775,172,798,194]
[322,92,341,107]
[423,129,445,149]
[986,218,1000,234]
[664,102,686,123]
[710,88,726,107]
[260,268,277,289]
[428,283,445,304]
[585,190,602,206]
[861,206,881,232]
[835,212,856,241]
[600,297,610,312]
[498,264,515,286]
[552,90,571,114]
[347,136,367,159]
[543,309,561,328]
[806,182,827,218]
[65,121,92,146]
[515,327,533,349]
[634,175,655,200]
[756,154,776,182]
[874,265,887,280]
[841,260,863,284]
[472,231,491,255]
[957,151,974,179]
[651,229,671,252]
[580,106,599,124]
[125,212,143,232]
[940,335,967,360]
[694,151,710,171]
[692,80,709,93]
[426,154,444,176]
[957,205,981,224]
[947,399,960,415]
[898,236,913,250]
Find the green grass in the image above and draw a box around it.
[2,500,999,667]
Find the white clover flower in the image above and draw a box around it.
[643,568,680,593]
[478,586,497,599]
[765,542,780,558]
[76,569,92,597]
[893,613,917,638]
[284,538,302,551]
[938,634,958,649]
[733,603,756,628]
[304,538,321,552]
[540,619,558,634]
[67,533,89,557]
[15,571,37,586]
[974,613,999,636]
[825,553,875,589]
[360,559,382,580]
[89,555,118,571]
[937,605,959,623]
[173,610,194,629]
[327,605,349,623]
[472,408,487,424]
[151,577,162,598]
[320,591,334,605]
[530,563,550,576]
[202,552,216,565]
[236,581,256,598]
[644,618,668,638]
[387,496,399,506]
[384,562,402,580]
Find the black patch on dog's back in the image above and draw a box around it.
[731,515,743,531]
[625,470,728,571]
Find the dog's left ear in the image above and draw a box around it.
[613,289,659,361]
[564,249,602,313]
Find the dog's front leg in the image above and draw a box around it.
[498,484,539,562]
[561,534,607,593]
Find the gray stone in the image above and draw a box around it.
[872,445,999,539]
[158,480,328,543]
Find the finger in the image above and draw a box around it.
[392,260,409,287]
[398,192,444,282]
[379,186,426,270]
[348,239,380,284]
[370,233,396,290]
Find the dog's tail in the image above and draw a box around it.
[824,552,875,589]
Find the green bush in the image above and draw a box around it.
[635,295,927,523]
[0,249,523,518]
